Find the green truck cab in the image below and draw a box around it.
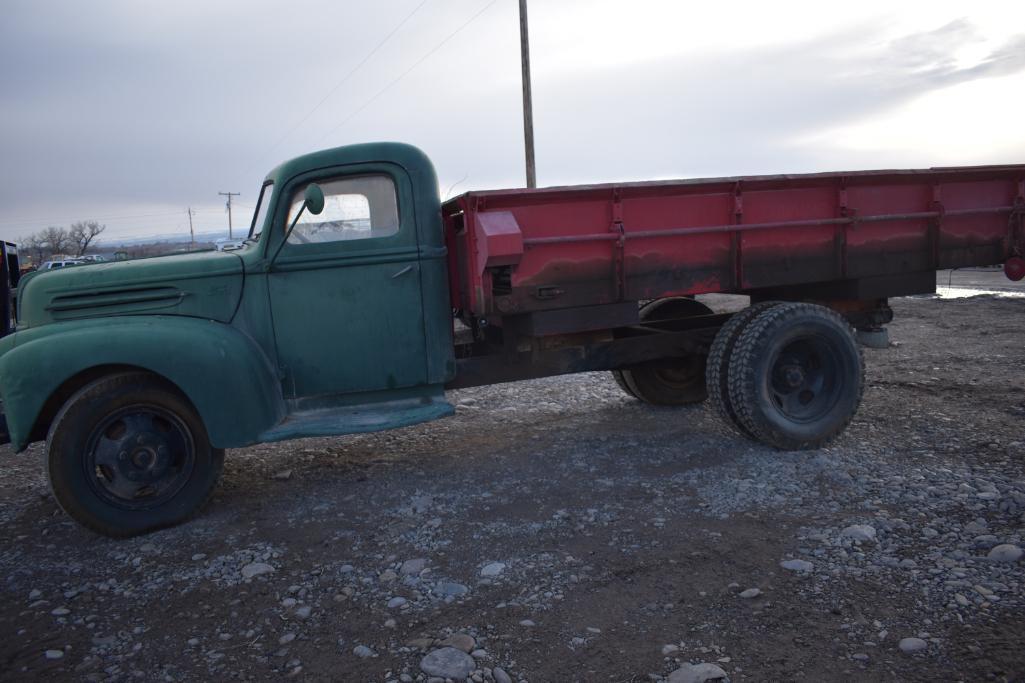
[0,143,457,536]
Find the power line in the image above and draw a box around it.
[248,0,431,173]
[323,0,501,142]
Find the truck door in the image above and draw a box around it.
[268,166,428,400]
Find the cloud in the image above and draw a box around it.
[0,2,1023,242]
[518,21,1025,182]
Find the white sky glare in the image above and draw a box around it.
[1,0,1024,244]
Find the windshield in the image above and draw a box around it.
[248,182,274,241]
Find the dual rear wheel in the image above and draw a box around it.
[614,299,864,450]
[710,302,864,450]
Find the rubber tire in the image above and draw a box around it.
[705,301,783,436]
[727,302,864,450]
[47,371,224,538]
[619,297,713,405]
[611,369,638,399]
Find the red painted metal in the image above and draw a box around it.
[1006,257,1025,282]
[442,165,1025,317]
[474,211,523,274]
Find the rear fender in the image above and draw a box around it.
[0,316,285,452]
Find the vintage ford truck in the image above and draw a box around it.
[1,142,1023,536]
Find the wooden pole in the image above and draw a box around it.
[219,191,240,239]
[518,0,536,189]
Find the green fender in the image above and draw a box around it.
[0,316,285,452]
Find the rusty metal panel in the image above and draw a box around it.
[739,186,839,289]
[845,182,933,278]
[441,165,1025,318]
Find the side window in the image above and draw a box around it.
[286,174,399,245]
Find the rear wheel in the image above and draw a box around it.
[610,370,638,399]
[614,297,713,405]
[705,301,782,436]
[727,303,864,450]
[47,371,223,537]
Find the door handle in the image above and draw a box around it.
[391,264,415,279]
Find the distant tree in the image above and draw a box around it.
[39,226,71,258]
[69,220,106,256]
[18,234,48,265]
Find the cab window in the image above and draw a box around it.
[286,174,398,244]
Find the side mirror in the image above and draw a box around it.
[271,182,326,264]
[304,183,325,215]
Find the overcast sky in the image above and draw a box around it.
[2,0,1024,244]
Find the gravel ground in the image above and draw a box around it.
[1,280,1023,682]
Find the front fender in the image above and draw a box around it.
[0,316,285,451]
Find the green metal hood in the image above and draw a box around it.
[17,250,245,329]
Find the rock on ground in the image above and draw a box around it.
[420,647,476,679]
[480,562,506,577]
[780,559,814,572]
[400,558,427,575]
[987,544,1023,563]
[898,637,928,654]
[839,524,876,542]
[240,562,275,579]
[440,633,475,653]
[668,662,730,683]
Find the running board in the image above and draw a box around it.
[258,392,454,444]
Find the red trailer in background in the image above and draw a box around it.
[443,164,1025,449]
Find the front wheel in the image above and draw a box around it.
[47,372,223,537]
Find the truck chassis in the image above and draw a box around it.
[2,142,1023,537]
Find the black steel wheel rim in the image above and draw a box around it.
[768,336,842,422]
[84,405,196,510]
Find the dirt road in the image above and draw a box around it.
[1,285,1023,682]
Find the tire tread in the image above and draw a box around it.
[46,371,223,538]
[705,302,781,436]
[727,303,864,450]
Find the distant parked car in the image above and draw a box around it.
[214,238,245,252]
[39,259,86,270]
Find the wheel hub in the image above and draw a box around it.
[119,432,172,481]
[769,338,841,422]
[781,364,805,388]
[86,407,195,509]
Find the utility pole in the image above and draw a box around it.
[187,207,195,250]
[218,191,240,239]
[518,0,536,189]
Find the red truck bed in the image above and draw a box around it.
[443,165,1025,317]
